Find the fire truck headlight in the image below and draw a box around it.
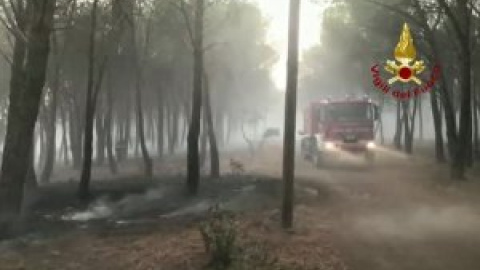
[367,141,376,149]
[325,142,335,150]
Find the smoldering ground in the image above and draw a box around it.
[59,176,320,225]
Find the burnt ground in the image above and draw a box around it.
[1,142,480,269]
[0,156,345,270]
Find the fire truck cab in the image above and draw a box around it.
[299,97,380,167]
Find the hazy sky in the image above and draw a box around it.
[256,0,329,90]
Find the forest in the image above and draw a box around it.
[0,0,479,269]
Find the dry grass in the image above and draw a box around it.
[0,207,347,270]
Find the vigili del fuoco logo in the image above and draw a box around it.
[371,23,441,100]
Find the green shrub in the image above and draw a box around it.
[199,205,285,270]
[200,205,238,269]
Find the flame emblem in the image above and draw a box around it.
[385,23,425,85]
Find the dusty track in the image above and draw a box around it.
[243,143,480,270]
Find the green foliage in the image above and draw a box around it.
[145,0,276,116]
[204,0,277,115]
[300,0,407,106]
[199,205,288,270]
[200,205,238,269]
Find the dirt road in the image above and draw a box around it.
[244,144,480,270]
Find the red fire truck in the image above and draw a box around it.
[299,97,380,167]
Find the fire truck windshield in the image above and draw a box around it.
[322,103,374,122]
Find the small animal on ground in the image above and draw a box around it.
[230,158,245,174]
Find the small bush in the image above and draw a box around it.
[199,206,285,270]
[200,205,238,269]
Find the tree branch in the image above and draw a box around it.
[92,56,109,106]
[471,1,480,16]
[0,46,12,65]
[0,0,27,43]
[361,0,424,28]
[175,0,195,48]
[436,0,466,42]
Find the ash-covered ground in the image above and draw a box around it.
[1,142,480,270]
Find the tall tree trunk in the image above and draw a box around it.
[78,0,107,201]
[132,17,153,178]
[282,0,301,229]
[105,72,117,174]
[203,73,219,178]
[60,106,70,165]
[95,109,106,165]
[439,71,458,160]
[430,91,446,162]
[134,74,152,177]
[407,98,419,154]
[69,107,82,169]
[436,0,469,179]
[40,35,60,183]
[167,102,174,154]
[0,0,55,236]
[466,88,474,167]
[134,123,140,158]
[168,94,179,155]
[38,119,47,171]
[215,109,224,147]
[379,118,385,145]
[187,0,204,195]
[402,100,413,154]
[473,89,479,159]
[157,89,165,158]
[26,138,38,189]
[146,113,154,142]
[407,0,458,162]
[123,99,132,151]
[241,121,255,157]
[450,47,471,175]
[22,136,38,219]
[418,97,424,141]
[79,108,95,201]
[180,102,189,147]
[200,109,207,167]
[393,100,403,149]
[20,136,39,234]
[413,0,458,160]
[377,97,385,145]
[452,51,472,178]
[226,115,232,144]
